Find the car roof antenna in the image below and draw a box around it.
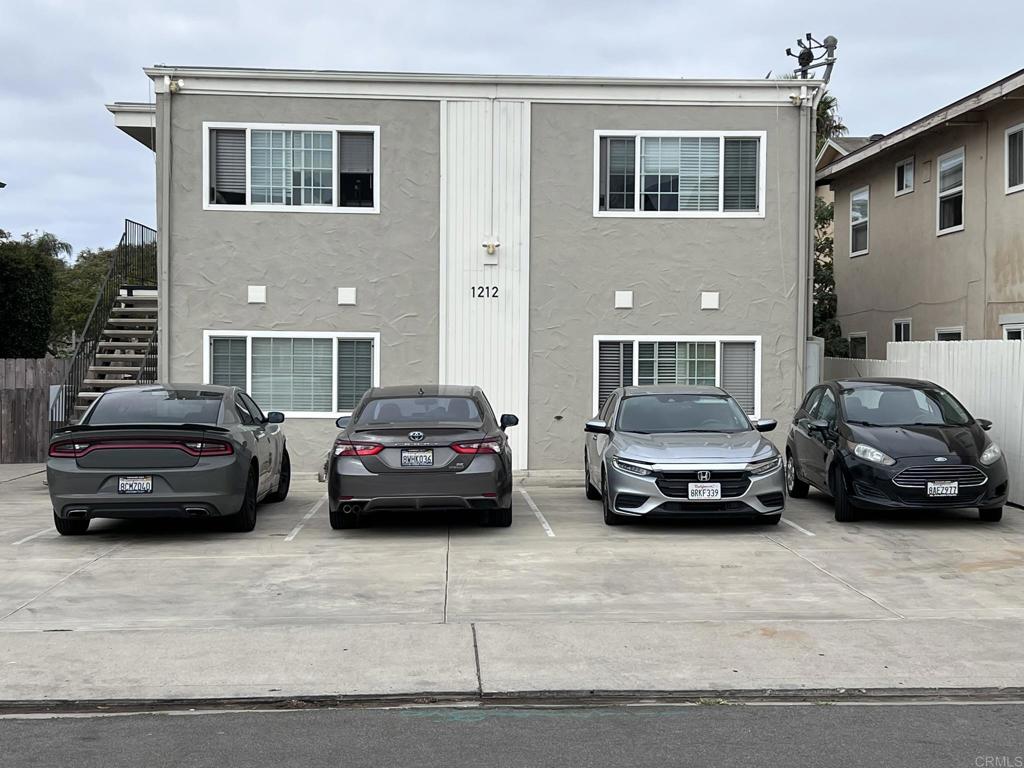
[418,387,424,396]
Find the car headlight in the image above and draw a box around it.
[612,457,652,477]
[980,443,1002,466]
[748,456,782,475]
[850,442,896,466]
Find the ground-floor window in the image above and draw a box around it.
[935,327,963,342]
[1003,324,1023,341]
[594,335,760,416]
[204,331,378,416]
[848,333,867,359]
[893,319,911,342]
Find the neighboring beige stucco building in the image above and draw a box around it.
[817,69,1024,359]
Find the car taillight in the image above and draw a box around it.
[182,441,234,457]
[334,441,384,457]
[48,442,90,458]
[451,438,502,454]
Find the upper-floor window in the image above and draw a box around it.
[594,131,765,217]
[937,148,964,235]
[895,157,914,196]
[205,123,380,213]
[1007,124,1024,195]
[850,186,869,256]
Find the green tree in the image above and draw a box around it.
[0,230,68,358]
[815,90,847,153]
[813,198,848,357]
[50,247,114,355]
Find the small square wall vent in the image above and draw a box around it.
[337,287,357,306]
[247,285,266,304]
[614,290,634,309]
[700,291,720,310]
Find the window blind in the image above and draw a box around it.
[339,133,374,173]
[337,339,374,409]
[597,341,633,408]
[723,138,759,211]
[210,337,247,389]
[679,137,720,212]
[720,341,756,414]
[251,337,332,412]
[210,129,246,204]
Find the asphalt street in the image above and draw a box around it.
[3,703,1022,768]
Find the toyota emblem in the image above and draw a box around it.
[697,470,711,482]
[409,431,425,442]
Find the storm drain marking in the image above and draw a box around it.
[285,495,327,542]
[520,489,555,537]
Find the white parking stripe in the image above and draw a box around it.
[780,517,816,537]
[284,495,327,542]
[520,489,555,537]
[12,527,53,546]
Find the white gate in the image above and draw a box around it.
[825,341,1024,506]
[440,99,531,469]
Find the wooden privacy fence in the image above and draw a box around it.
[825,341,1024,507]
[0,358,68,463]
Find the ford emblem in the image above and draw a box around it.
[409,431,425,442]
[933,456,948,462]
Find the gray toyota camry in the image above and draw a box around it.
[584,385,785,525]
[327,385,518,529]
[47,384,289,534]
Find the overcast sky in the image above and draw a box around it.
[1,0,1021,256]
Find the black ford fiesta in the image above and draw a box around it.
[786,378,1009,522]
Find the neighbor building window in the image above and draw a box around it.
[1004,324,1024,341]
[893,319,911,342]
[206,123,379,212]
[895,157,914,196]
[850,186,869,256]
[1007,124,1024,194]
[205,332,378,415]
[595,336,760,415]
[596,131,765,216]
[937,148,965,234]
[935,327,963,342]
[848,334,867,359]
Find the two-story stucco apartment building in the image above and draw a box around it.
[107,67,823,470]
[817,69,1024,359]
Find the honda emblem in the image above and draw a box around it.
[697,470,711,482]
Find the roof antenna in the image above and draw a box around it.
[786,33,838,84]
[418,387,424,396]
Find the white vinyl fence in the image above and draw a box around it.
[825,341,1024,507]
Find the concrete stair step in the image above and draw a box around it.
[107,318,157,326]
[88,365,141,375]
[110,306,157,316]
[102,329,154,337]
[82,379,141,388]
[97,342,150,350]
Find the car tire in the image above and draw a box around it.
[53,511,89,536]
[266,449,291,503]
[225,468,258,532]
[484,506,513,527]
[979,506,1003,523]
[602,472,626,526]
[330,505,361,529]
[832,465,858,523]
[758,513,782,525]
[786,451,810,499]
[585,451,602,500]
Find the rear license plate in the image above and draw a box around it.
[927,480,958,497]
[688,482,722,500]
[401,449,434,467]
[118,476,152,494]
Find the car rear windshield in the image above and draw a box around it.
[840,385,971,427]
[617,394,752,434]
[355,397,483,426]
[86,389,224,425]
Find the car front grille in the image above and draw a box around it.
[892,464,987,488]
[656,471,750,498]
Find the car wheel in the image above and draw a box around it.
[483,506,513,527]
[226,468,258,532]
[602,471,626,526]
[330,505,361,529]
[979,506,1003,523]
[585,450,602,500]
[757,513,782,525]
[266,449,291,503]
[786,451,809,498]
[53,511,89,536]
[832,464,857,523]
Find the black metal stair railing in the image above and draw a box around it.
[49,220,157,432]
[135,320,159,385]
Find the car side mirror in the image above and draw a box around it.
[977,418,993,431]
[499,413,519,430]
[808,419,829,433]
[585,419,610,435]
[266,411,285,424]
[335,415,351,429]
[753,419,777,433]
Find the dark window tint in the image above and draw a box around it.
[338,132,374,207]
[1009,129,1024,189]
[235,396,256,425]
[87,389,223,425]
[599,136,636,211]
[801,387,824,415]
[355,397,482,426]
[816,389,837,426]
[939,191,963,230]
[840,385,970,427]
[239,392,265,422]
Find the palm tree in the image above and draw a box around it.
[815,90,847,152]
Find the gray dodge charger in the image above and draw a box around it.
[584,385,785,525]
[47,384,289,534]
[327,385,518,529]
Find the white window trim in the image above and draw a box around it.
[894,156,914,197]
[201,330,380,418]
[1003,323,1024,339]
[591,130,767,219]
[892,318,912,342]
[936,147,965,236]
[848,332,868,359]
[934,326,964,341]
[1006,123,1024,195]
[849,185,870,257]
[202,122,381,214]
[591,334,762,417]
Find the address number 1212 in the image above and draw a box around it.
[471,286,499,298]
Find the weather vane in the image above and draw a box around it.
[786,33,838,83]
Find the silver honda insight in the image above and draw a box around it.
[584,385,785,525]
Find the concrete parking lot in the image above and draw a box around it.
[2,464,1023,704]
